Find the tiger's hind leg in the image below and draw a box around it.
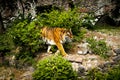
[47,45,52,53]
[55,42,67,56]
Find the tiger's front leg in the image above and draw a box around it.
[55,42,67,56]
[47,45,52,53]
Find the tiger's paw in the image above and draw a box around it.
[55,50,60,55]
[63,53,68,57]
[63,54,70,60]
[47,51,52,54]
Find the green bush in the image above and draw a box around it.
[6,19,44,65]
[37,10,81,28]
[86,38,110,58]
[32,55,77,80]
[9,19,43,53]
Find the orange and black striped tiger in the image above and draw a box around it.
[41,26,73,56]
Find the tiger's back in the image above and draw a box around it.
[41,27,73,56]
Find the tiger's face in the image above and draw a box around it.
[62,29,73,43]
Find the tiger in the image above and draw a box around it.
[41,26,73,56]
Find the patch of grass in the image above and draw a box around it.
[95,25,120,36]
[86,38,110,59]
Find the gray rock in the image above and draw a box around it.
[103,61,115,67]
[113,48,120,55]
[113,55,120,62]
[72,63,86,76]
[106,50,116,57]
[78,65,85,75]
[77,42,90,55]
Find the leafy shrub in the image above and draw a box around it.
[32,55,77,80]
[38,10,81,27]
[9,19,43,53]
[86,38,110,58]
[6,18,44,65]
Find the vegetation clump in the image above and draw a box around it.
[85,64,120,80]
[87,38,110,58]
[32,55,77,80]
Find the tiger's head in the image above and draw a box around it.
[62,28,73,43]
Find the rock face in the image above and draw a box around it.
[0,0,119,30]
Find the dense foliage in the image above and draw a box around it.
[9,19,43,53]
[32,55,77,80]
